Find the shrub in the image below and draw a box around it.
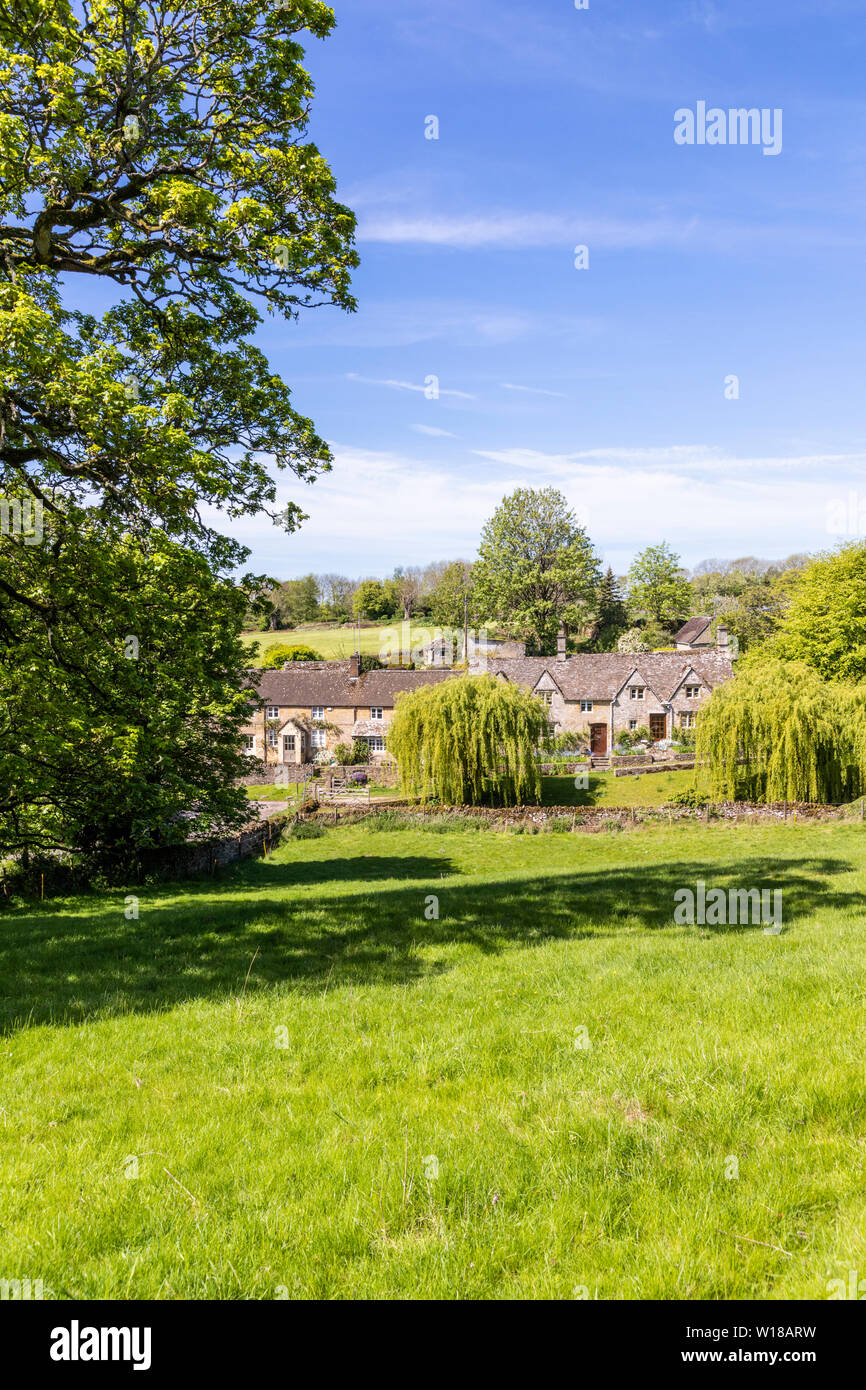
[289,819,325,839]
[332,742,354,764]
[669,787,710,808]
[261,643,323,668]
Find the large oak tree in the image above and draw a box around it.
[0,1,357,866]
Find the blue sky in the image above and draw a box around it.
[228,0,866,580]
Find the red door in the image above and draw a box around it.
[590,723,607,755]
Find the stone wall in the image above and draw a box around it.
[298,800,850,832]
[241,760,401,788]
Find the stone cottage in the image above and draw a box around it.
[243,656,457,766]
[476,631,735,755]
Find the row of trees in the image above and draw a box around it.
[257,486,808,657]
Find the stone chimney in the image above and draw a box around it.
[556,622,568,662]
[349,654,360,678]
[716,625,728,651]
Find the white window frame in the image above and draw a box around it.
[310,728,326,749]
[311,705,325,720]
[242,734,255,752]
[536,690,553,706]
[266,704,279,720]
[370,706,383,720]
[267,728,278,748]
[629,686,645,700]
[685,685,700,698]
[628,720,637,731]
[369,736,385,753]
[580,700,593,713]
[680,712,695,729]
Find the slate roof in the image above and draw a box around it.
[246,650,734,712]
[673,616,712,645]
[250,664,458,709]
[483,651,734,702]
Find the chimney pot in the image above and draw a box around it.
[556,621,568,661]
[349,654,360,677]
[716,625,728,650]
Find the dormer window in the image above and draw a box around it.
[629,686,645,700]
[685,685,700,698]
[536,690,553,706]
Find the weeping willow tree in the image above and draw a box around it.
[696,656,866,803]
[388,674,549,805]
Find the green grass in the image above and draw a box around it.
[2,819,864,1299]
[541,768,699,806]
[244,784,305,803]
[246,770,697,809]
[242,624,435,661]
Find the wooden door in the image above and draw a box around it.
[590,723,607,755]
[649,713,666,741]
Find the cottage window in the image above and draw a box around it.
[267,729,278,747]
[685,685,700,698]
[266,705,279,720]
[629,686,645,700]
[628,720,638,731]
[370,706,383,720]
[310,728,326,749]
[311,706,324,720]
[283,735,295,753]
[242,735,255,752]
[580,700,593,713]
[536,690,553,706]
[680,712,695,729]
[369,736,385,752]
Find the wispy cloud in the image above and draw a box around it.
[502,382,567,399]
[216,442,864,579]
[357,209,859,256]
[472,445,866,477]
[411,424,456,437]
[347,372,476,400]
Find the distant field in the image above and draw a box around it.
[243,625,436,661]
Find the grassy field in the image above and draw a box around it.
[542,768,698,806]
[246,769,699,808]
[2,818,864,1300]
[242,624,434,661]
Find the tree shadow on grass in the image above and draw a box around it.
[0,851,857,1034]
